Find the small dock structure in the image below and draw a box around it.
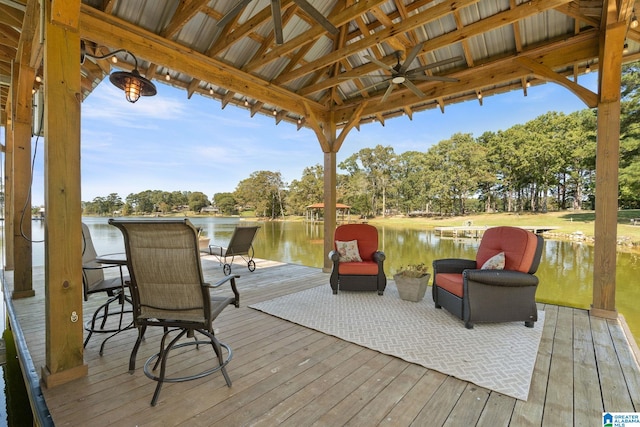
[434,225,559,238]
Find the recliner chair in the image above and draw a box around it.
[329,223,386,295]
[432,226,544,329]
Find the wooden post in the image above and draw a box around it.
[42,0,87,387]
[591,18,626,319]
[11,62,35,298]
[4,113,14,271]
[323,151,337,272]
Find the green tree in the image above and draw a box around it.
[340,145,396,216]
[188,191,210,212]
[288,164,324,215]
[235,171,286,218]
[213,192,237,215]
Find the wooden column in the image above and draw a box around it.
[323,151,337,272]
[591,18,626,319]
[322,115,338,273]
[4,110,14,271]
[42,0,87,387]
[11,62,35,298]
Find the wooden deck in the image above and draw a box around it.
[4,256,640,426]
[434,226,560,238]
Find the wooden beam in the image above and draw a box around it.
[333,31,600,120]
[51,0,80,30]
[42,0,87,387]
[79,5,327,121]
[515,56,598,107]
[246,0,393,72]
[275,0,572,86]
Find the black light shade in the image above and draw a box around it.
[81,42,157,103]
[109,69,157,103]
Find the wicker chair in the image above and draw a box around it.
[328,223,386,295]
[432,226,544,329]
[82,222,130,354]
[109,218,240,406]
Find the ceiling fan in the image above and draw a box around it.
[357,42,460,102]
[217,0,339,45]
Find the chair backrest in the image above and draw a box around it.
[226,226,260,255]
[82,223,104,297]
[109,218,210,324]
[476,226,543,274]
[334,224,379,262]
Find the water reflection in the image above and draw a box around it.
[29,217,640,343]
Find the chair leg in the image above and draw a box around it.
[464,321,474,329]
[150,330,187,406]
[525,321,534,328]
[208,334,232,387]
[129,325,147,373]
[84,294,120,348]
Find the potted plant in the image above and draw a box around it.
[393,263,431,302]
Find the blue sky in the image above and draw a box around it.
[27,72,599,206]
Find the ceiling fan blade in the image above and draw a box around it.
[271,0,284,44]
[406,56,463,74]
[381,84,395,103]
[357,78,392,93]
[398,42,425,74]
[410,75,459,82]
[293,0,339,35]
[217,0,254,28]
[403,79,426,98]
[364,55,395,73]
[339,74,391,79]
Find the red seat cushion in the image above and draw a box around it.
[476,227,539,273]
[339,261,380,275]
[435,273,464,297]
[334,224,379,262]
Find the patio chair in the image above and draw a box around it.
[109,218,240,406]
[82,223,130,354]
[432,226,544,329]
[329,223,387,295]
[208,225,260,275]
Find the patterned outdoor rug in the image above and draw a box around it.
[249,283,544,401]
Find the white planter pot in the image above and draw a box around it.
[393,273,431,302]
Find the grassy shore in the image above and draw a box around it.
[363,209,640,249]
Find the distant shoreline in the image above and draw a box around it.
[85,210,640,251]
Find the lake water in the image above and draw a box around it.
[28,216,640,344]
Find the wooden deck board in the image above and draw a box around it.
[4,259,640,426]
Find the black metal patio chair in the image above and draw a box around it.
[110,218,240,406]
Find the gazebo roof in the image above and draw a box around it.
[2,0,637,129]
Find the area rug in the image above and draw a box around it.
[249,283,544,401]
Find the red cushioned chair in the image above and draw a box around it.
[432,226,544,329]
[329,224,386,295]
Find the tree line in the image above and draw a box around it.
[81,62,640,218]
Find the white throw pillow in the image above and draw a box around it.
[481,252,505,270]
[336,240,362,262]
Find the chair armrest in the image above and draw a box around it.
[207,244,225,256]
[373,251,386,263]
[82,263,121,271]
[464,269,539,287]
[329,250,340,262]
[204,274,240,307]
[433,258,476,274]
